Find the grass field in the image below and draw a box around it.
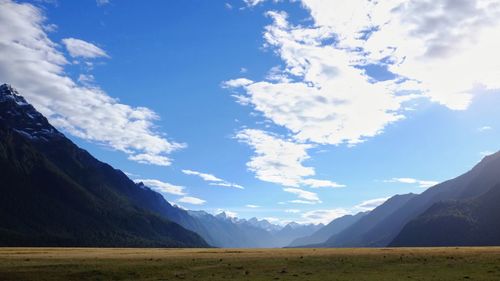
[1,247,500,281]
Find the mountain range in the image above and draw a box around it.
[177,210,321,248]
[2,83,500,248]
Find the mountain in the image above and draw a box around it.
[130,184,219,246]
[188,211,278,248]
[0,84,208,247]
[272,222,323,248]
[242,217,283,233]
[390,183,500,246]
[323,194,417,247]
[288,212,367,247]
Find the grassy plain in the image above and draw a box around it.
[1,247,500,281]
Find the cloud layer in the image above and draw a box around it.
[229,0,500,204]
[300,0,500,110]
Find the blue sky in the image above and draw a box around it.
[1,0,500,224]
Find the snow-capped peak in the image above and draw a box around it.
[0,84,27,105]
[0,83,64,142]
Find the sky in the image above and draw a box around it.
[1,0,500,225]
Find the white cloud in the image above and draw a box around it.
[129,154,174,167]
[478,126,492,132]
[283,187,321,202]
[386,177,439,188]
[285,209,301,213]
[135,179,186,196]
[182,169,224,182]
[301,178,345,188]
[223,78,254,88]
[289,200,317,205]
[209,182,245,189]
[235,129,314,187]
[354,197,389,211]
[299,208,349,224]
[243,0,266,7]
[235,129,343,191]
[62,38,109,59]
[0,0,184,166]
[182,169,244,189]
[246,204,260,208]
[178,196,206,205]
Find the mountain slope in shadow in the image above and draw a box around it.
[391,183,500,246]
[0,84,208,247]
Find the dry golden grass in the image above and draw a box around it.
[1,247,500,280]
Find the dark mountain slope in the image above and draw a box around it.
[0,84,208,247]
[355,151,500,247]
[127,182,218,246]
[288,212,367,247]
[323,194,416,247]
[323,151,500,247]
[390,183,500,246]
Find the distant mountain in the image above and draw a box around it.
[288,212,367,247]
[188,211,278,248]
[180,211,322,248]
[272,222,323,248]
[0,84,208,247]
[241,217,283,233]
[323,194,417,247]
